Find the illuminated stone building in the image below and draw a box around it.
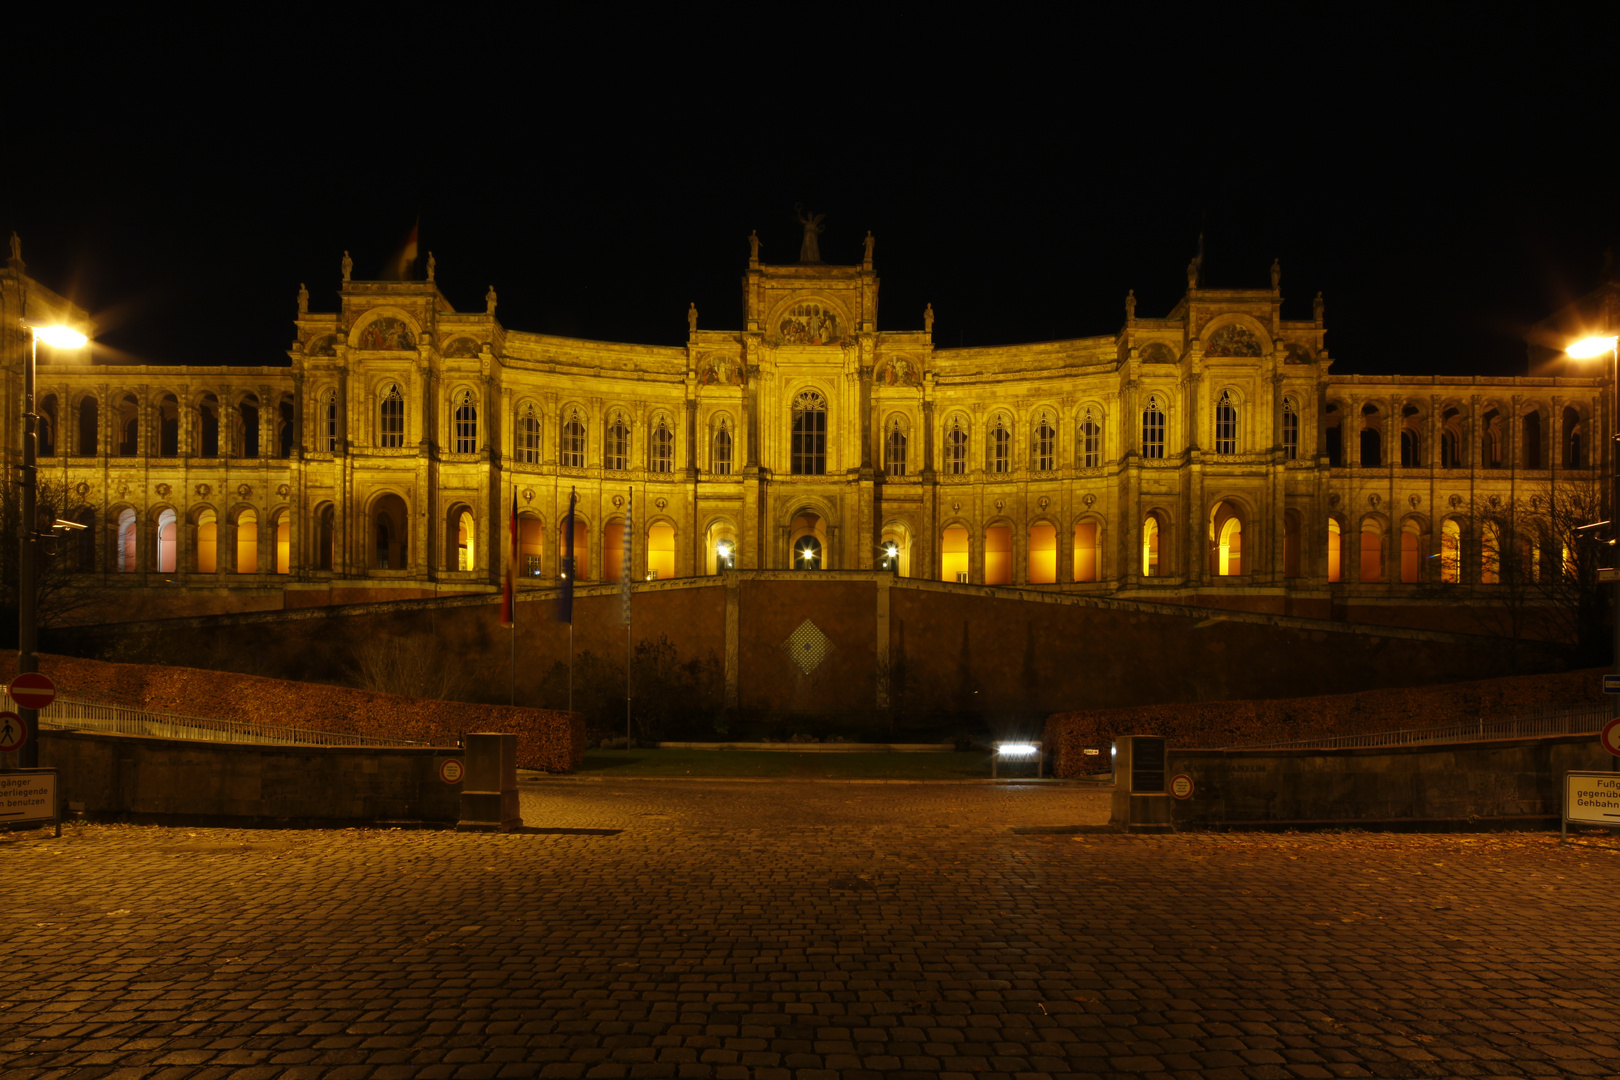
[1,234,1607,625]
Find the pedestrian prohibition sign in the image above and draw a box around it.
[439,758,464,785]
[1601,718,1620,758]
[6,673,56,710]
[0,711,25,753]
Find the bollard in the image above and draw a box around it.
[457,732,522,833]
[1109,735,1172,832]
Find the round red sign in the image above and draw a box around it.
[7,673,56,710]
[0,711,25,753]
[1170,774,1194,800]
[439,758,465,785]
[1601,718,1620,758]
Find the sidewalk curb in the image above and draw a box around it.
[521,774,1112,786]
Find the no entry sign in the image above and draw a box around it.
[439,758,464,785]
[1601,718,1620,758]
[0,712,24,753]
[7,673,56,710]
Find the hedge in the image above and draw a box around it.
[1044,667,1605,778]
[32,653,585,773]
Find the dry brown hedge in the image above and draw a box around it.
[33,653,585,773]
[1044,667,1605,778]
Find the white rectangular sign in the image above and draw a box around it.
[0,770,56,825]
[1566,771,1620,827]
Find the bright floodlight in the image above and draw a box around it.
[884,543,899,557]
[716,542,732,557]
[33,325,87,349]
[997,743,1039,757]
[1568,335,1619,359]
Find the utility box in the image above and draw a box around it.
[1110,735,1172,832]
[457,732,522,833]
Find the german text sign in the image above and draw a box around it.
[7,672,56,710]
[0,770,56,825]
[1565,771,1620,827]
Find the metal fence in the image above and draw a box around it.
[38,696,429,749]
[1234,701,1611,752]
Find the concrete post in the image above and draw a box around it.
[456,732,521,833]
[1109,735,1172,832]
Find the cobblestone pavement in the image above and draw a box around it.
[2,779,1617,1079]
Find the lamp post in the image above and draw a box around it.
[1568,334,1620,719]
[17,324,87,768]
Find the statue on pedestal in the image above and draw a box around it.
[426,252,436,282]
[341,250,353,282]
[1314,291,1325,322]
[297,283,309,315]
[486,286,498,315]
[1271,258,1281,288]
[688,303,698,333]
[1125,289,1136,320]
[748,230,761,261]
[923,303,934,334]
[8,231,21,269]
[863,231,874,265]
[1186,258,1199,290]
[794,204,825,264]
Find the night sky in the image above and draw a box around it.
[5,17,1617,380]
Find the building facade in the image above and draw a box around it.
[2,237,1607,623]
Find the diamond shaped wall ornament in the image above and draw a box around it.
[783,618,832,675]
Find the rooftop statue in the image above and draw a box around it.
[1125,289,1136,320]
[9,231,21,264]
[1271,258,1281,289]
[426,252,436,283]
[748,230,761,261]
[923,303,934,334]
[486,286,498,314]
[688,303,698,333]
[341,250,353,283]
[863,231,874,265]
[795,204,825,264]
[297,283,309,314]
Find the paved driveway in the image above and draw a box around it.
[1,779,1615,1078]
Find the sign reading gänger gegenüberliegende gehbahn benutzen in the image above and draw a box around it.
[1564,772,1620,843]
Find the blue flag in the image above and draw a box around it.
[555,487,577,624]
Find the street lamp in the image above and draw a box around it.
[1568,334,1620,720]
[16,324,87,768]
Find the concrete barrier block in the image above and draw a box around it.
[457,732,521,833]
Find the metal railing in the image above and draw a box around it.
[1233,701,1610,751]
[38,696,430,749]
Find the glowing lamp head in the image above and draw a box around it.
[884,543,899,558]
[32,325,87,350]
[1567,335,1619,360]
[716,542,732,558]
[996,742,1039,757]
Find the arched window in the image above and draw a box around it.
[196,508,218,573]
[1142,515,1161,576]
[1327,518,1342,582]
[1360,519,1383,582]
[275,511,291,574]
[1401,429,1420,468]
[278,397,294,458]
[1080,408,1101,468]
[379,384,405,448]
[1440,428,1460,468]
[1481,521,1501,584]
[519,406,541,464]
[454,391,478,454]
[1211,502,1242,576]
[1282,399,1299,461]
[1215,391,1237,455]
[116,508,137,572]
[198,393,219,458]
[650,417,674,473]
[1359,404,1382,467]
[1325,404,1342,466]
[236,394,260,458]
[1401,528,1421,583]
[1032,415,1055,472]
[1073,521,1099,581]
[1523,410,1542,469]
[159,394,179,457]
[1481,407,1502,468]
[606,415,630,471]
[77,395,98,457]
[321,390,339,452]
[117,394,139,457]
[946,416,968,474]
[990,417,1011,473]
[1564,406,1584,468]
[714,420,733,475]
[1441,519,1461,583]
[941,525,969,582]
[157,509,177,573]
[885,417,907,477]
[1142,397,1165,459]
[561,410,585,468]
[235,509,258,573]
[790,390,826,475]
[38,394,57,457]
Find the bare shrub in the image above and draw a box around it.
[348,633,471,701]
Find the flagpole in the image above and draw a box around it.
[625,487,633,749]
